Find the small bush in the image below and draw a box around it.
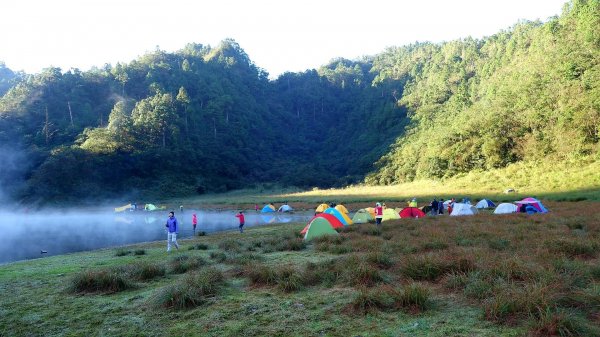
[125,262,166,281]
[348,286,395,315]
[402,255,446,281]
[342,259,383,287]
[218,239,243,252]
[275,238,307,251]
[134,249,146,256]
[487,238,511,251]
[530,308,596,337]
[444,272,468,290]
[154,267,224,309]
[209,251,227,263]
[546,239,598,258]
[275,265,304,292]
[463,276,494,300]
[302,260,339,287]
[421,241,449,251]
[188,243,209,251]
[395,283,431,312]
[245,263,277,287]
[115,249,132,257]
[196,231,207,236]
[70,268,133,293]
[169,255,207,274]
[366,252,394,269]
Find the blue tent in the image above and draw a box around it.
[323,207,349,225]
[261,204,275,213]
[475,199,496,209]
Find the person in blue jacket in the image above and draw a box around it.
[165,211,180,251]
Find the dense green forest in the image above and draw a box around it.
[0,0,597,204]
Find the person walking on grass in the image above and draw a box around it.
[375,202,384,231]
[165,211,179,251]
[235,211,245,233]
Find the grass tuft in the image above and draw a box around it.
[69,268,134,293]
[153,267,224,309]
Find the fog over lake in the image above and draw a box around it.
[0,209,313,264]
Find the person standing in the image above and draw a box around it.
[235,211,245,233]
[430,198,438,216]
[192,213,197,232]
[375,202,384,230]
[165,211,179,252]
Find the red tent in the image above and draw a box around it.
[300,213,345,234]
[399,207,426,218]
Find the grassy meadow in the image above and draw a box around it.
[1,199,599,336]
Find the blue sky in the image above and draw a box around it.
[1,0,568,78]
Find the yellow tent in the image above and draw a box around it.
[334,204,349,214]
[382,208,400,221]
[315,203,329,213]
[114,204,132,212]
[364,207,376,218]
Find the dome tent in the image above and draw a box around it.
[475,199,496,209]
[302,217,339,241]
[515,197,548,213]
[494,203,518,214]
[450,203,479,216]
[352,209,374,224]
[261,204,276,213]
[399,207,426,218]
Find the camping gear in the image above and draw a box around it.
[261,204,276,213]
[301,214,344,234]
[450,203,479,216]
[476,199,496,209]
[315,203,330,213]
[493,203,518,214]
[515,197,548,213]
[399,207,425,218]
[278,204,293,212]
[324,207,353,225]
[334,204,349,214]
[114,204,133,212]
[351,209,374,224]
[382,208,401,220]
[302,217,339,241]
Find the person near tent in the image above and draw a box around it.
[448,198,455,214]
[179,205,184,213]
[375,202,384,229]
[235,211,245,233]
[438,199,445,214]
[255,204,259,212]
[192,213,197,232]
[430,198,438,216]
[409,198,418,207]
[165,211,179,252]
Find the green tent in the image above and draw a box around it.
[304,217,339,241]
[382,208,400,221]
[352,209,374,224]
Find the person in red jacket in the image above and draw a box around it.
[192,213,197,232]
[375,202,384,230]
[235,211,245,233]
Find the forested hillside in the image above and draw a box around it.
[0,0,597,204]
[366,0,599,183]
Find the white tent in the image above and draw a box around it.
[475,199,496,209]
[493,203,518,214]
[450,203,479,216]
[278,204,293,212]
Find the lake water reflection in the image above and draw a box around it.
[0,210,313,264]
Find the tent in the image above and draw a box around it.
[334,204,349,214]
[315,203,330,213]
[399,207,426,218]
[114,204,133,212]
[324,207,353,225]
[476,199,496,209]
[352,209,374,224]
[382,208,401,221]
[515,197,548,213]
[450,203,479,216]
[364,207,376,217]
[493,203,518,214]
[144,203,158,211]
[278,204,293,212]
[301,214,344,234]
[261,204,276,213]
[302,217,339,240]
[420,205,432,214]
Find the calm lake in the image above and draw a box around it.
[0,209,313,264]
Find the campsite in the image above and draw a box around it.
[1,193,598,337]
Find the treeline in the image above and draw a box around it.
[366,0,599,183]
[0,0,597,204]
